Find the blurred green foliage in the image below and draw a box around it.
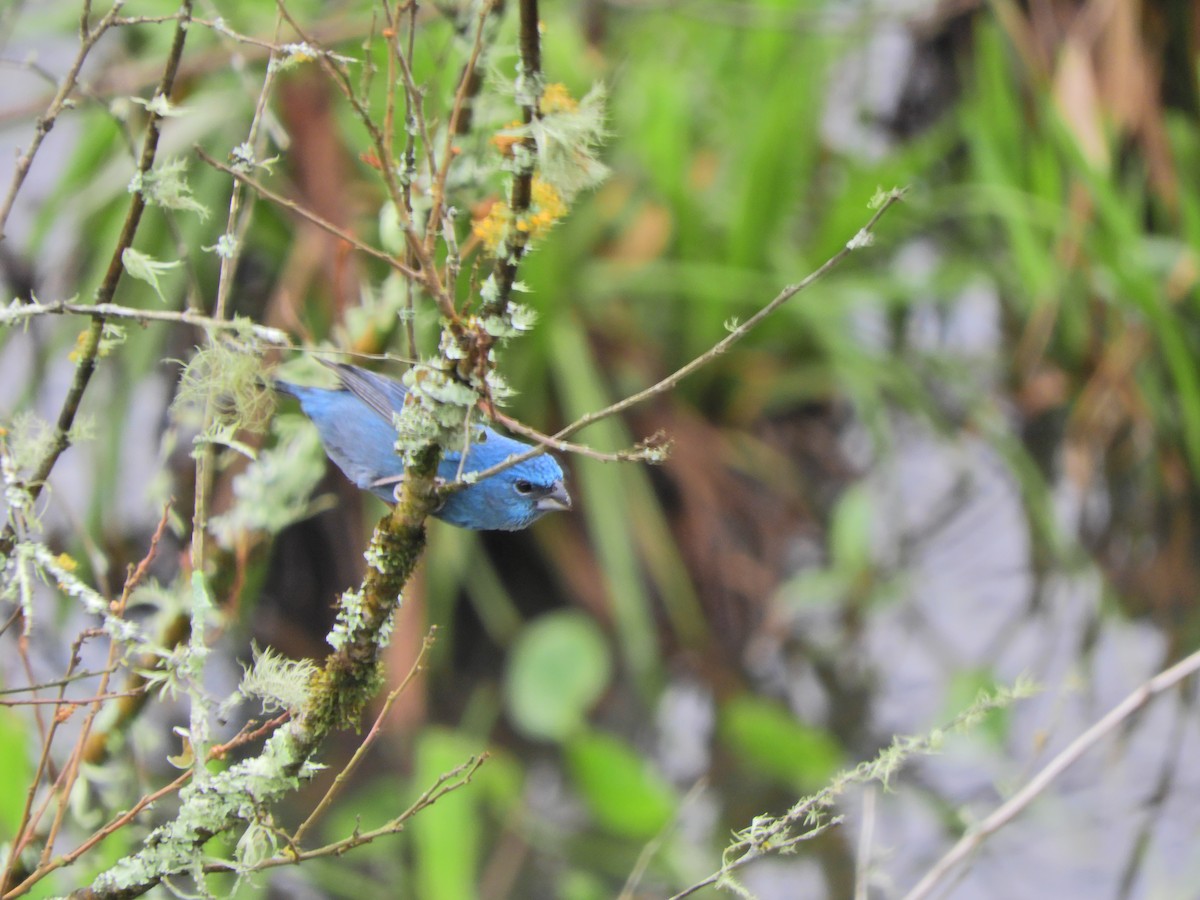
[504,610,612,742]
[5,0,1200,896]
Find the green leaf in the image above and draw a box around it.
[411,728,484,900]
[829,482,874,574]
[0,708,31,834]
[565,729,676,839]
[505,611,612,741]
[718,694,841,792]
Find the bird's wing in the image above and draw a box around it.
[321,361,408,423]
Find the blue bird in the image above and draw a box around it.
[277,363,571,531]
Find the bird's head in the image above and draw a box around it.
[438,434,571,531]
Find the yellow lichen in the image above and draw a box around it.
[539,83,578,115]
[523,178,567,240]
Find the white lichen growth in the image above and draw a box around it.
[233,645,316,715]
[326,588,367,652]
[392,362,480,467]
[129,158,209,218]
[209,415,330,548]
[170,344,275,452]
[131,92,186,118]
[121,248,182,304]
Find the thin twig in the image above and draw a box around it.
[901,647,1200,900]
[0,691,142,707]
[186,15,285,726]
[486,0,541,315]
[459,189,907,488]
[0,300,290,345]
[5,710,289,899]
[491,411,667,464]
[854,786,877,900]
[205,755,488,874]
[0,669,116,695]
[211,12,285,321]
[38,504,171,870]
[618,778,708,900]
[194,146,423,281]
[273,0,455,318]
[0,630,91,894]
[669,676,1026,900]
[0,2,126,240]
[1,772,192,900]
[669,819,842,900]
[424,0,494,263]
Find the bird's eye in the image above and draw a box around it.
[513,479,533,495]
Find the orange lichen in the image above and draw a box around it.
[490,120,525,157]
[473,201,513,253]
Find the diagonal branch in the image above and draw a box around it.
[194,147,423,281]
[901,646,1200,900]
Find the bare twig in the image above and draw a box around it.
[0,670,116,695]
[669,819,842,900]
[2,772,192,900]
[459,189,907,487]
[854,786,877,900]
[424,1,495,264]
[1,630,91,894]
[0,691,142,707]
[38,505,171,870]
[211,13,285,322]
[491,411,668,464]
[5,710,290,899]
[273,0,454,317]
[194,146,423,281]
[618,778,708,900]
[205,755,488,874]
[0,2,126,240]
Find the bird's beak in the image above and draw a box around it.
[536,480,572,513]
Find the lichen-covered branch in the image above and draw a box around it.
[487,0,542,315]
[0,300,290,346]
[70,446,441,900]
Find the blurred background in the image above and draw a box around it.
[3,0,1200,897]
